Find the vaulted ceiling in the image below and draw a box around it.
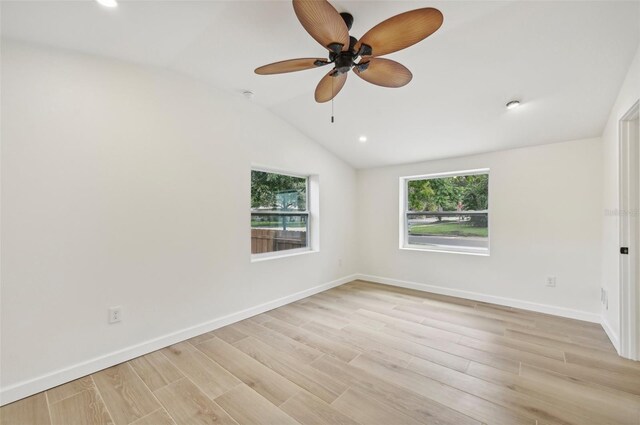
[2,1,639,168]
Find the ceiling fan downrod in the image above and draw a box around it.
[326,13,371,76]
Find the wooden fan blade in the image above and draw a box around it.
[355,8,443,58]
[354,58,412,88]
[255,58,329,75]
[293,0,350,52]
[315,70,347,103]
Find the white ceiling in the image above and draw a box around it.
[2,0,639,168]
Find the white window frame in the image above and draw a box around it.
[399,168,490,256]
[250,167,319,262]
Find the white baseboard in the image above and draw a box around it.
[601,316,621,354]
[355,274,601,323]
[0,274,358,406]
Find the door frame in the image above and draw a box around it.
[619,100,640,360]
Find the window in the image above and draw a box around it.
[251,169,309,257]
[401,169,489,255]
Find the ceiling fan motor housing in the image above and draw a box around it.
[334,53,355,74]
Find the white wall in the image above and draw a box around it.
[357,138,603,319]
[0,41,358,403]
[601,45,640,349]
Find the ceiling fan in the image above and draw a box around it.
[255,0,444,103]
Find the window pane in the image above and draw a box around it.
[405,173,489,252]
[407,212,488,250]
[251,170,306,211]
[251,170,309,255]
[407,174,488,212]
[251,214,308,254]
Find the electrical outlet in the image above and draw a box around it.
[338,258,343,267]
[108,306,122,324]
[546,276,556,287]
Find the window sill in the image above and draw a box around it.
[400,245,490,257]
[251,248,318,263]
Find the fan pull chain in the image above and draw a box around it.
[331,98,334,123]
[331,77,335,123]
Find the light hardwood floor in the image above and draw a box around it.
[2,280,640,425]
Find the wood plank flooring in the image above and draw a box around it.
[2,280,640,425]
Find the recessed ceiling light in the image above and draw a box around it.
[96,0,117,8]
[359,136,368,143]
[506,100,520,110]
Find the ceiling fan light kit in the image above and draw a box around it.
[255,0,444,103]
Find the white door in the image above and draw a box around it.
[619,100,640,360]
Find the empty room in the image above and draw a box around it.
[1,0,640,424]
